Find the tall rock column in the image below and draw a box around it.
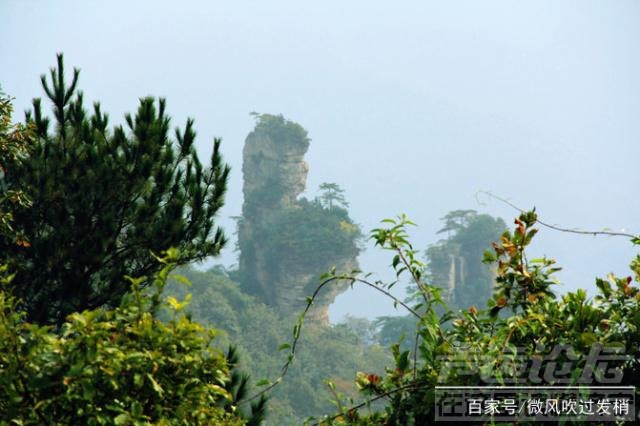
[238,114,310,305]
[237,114,359,323]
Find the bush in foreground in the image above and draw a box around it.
[0,253,246,425]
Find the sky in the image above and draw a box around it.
[2,1,639,322]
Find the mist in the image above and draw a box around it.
[2,0,638,322]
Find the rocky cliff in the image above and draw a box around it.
[238,114,359,324]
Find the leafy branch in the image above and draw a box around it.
[242,269,421,404]
[243,216,447,413]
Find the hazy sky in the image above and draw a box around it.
[2,1,639,322]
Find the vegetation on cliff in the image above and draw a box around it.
[238,113,362,320]
[163,267,389,424]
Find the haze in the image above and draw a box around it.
[2,1,638,322]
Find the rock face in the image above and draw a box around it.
[426,211,506,311]
[241,118,309,211]
[238,114,357,323]
[444,254,466,306]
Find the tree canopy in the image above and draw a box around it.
[427,210,507,309]
[3,55,638,425]
[0,54,230,325]
[318,182,349,210]
[0,91,32,248]
[303,212,640,424]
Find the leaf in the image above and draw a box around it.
[147,373,164,395]
[595,278,612,298]
[489,306,502,318]
[166,296,181,310]
[278,343,291,351]
[579,332,598,346]
[170,273,192,287]
[114,414,130,425]
[131,401,142,417]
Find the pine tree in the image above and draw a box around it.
[317,182,349,210]
[0,54,230,325]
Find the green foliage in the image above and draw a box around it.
[0,256,244,425]
[1,59,259,424]
[427,210,507,310]
[375,211,506,352]
[241,113,310,212]
[257,197,362,276]
[337,315,379,346]
[0,54,230,325]
[312,211,640,425]
[485,211,557,316]
[318,183,349,210]
[237,113,362,315]
[249,113,310,151]
[436,209,478,236]
[375,315,418,351]
[0,93,33,248]
[239,178,362,307]
[163,267,389,424]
